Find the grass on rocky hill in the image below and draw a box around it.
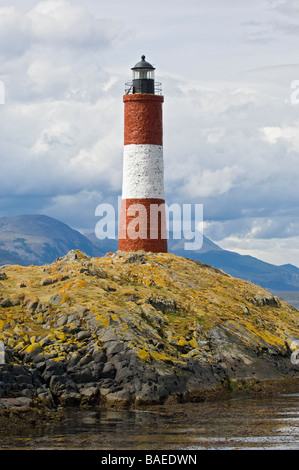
[0,249,298,372]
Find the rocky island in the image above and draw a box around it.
[0,250,298,412]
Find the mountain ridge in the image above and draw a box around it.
[1,214,299,292]
[0,214,104,266]
[87,231,299,292]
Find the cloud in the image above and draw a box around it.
[238,0,299,44]
[181,165,244,198]
[28,0,125,50]
[205,215,299,242]
[161,70,299,267]
[0,1,127,60]
[268,0,299,18]
[219,234,299,266]
[164,78,295,203]
[0,1,127,216]
[203,215,299,266]
[242,0,299,42]
[262,123,299,150]
[0,6,32,57]
[0,97,123,196]
[43,189,106,231]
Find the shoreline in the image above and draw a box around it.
[1,376,299,430]
[0,387,299,451]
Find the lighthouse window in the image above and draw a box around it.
[147,70,155,80]
[132,70,155,80]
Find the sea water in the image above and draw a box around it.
[0,394,299,450]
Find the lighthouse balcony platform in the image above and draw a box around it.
[125,81,162,96]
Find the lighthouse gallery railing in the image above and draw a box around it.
[125,81,162,96]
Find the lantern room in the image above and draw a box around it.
[131,55,155,94]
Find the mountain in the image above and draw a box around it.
[1,215,299,292]
[85,232,119,253]
[166,235,299,292]
[0,215,104,266]
[86,231,223,255]
[194,250,299,292]
[88,231,299,292]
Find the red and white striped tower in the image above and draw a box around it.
[119,56,167,253]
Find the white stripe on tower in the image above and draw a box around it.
[122,144,164,199]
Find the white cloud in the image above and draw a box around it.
[0,6,32,57]
[0,1,127,60]
[0,94,123,198]
[27,0,125,50]
[31,117,74,154]
[43,189,105,230]
[204,215,299,266]
[262,124,299,151]
[164,77,297,203]
[26,58,71,97]
[182,165,244,198]
[219,235,299,267]
[0,1,126,208]
[269,0,299,18]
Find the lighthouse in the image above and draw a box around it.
[119,56,167,253]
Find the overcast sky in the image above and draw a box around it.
[1,0,299,266]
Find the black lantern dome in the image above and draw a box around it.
[132,55,155,72]
[131,55,155,94]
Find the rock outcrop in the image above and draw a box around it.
[0,250,298,408]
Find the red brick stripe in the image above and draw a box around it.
[123,94,164,146]
[119,198,168,253]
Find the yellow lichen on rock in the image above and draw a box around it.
[0,250,299,407]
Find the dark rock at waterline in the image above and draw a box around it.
[0,250,298,409]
